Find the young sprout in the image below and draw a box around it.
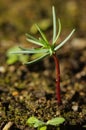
[26,116,65,130]
[11,6,75,104]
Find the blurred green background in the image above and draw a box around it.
[0,0,86,42]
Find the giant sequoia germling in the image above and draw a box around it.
[11,6,75,104]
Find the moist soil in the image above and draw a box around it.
[0,38,86,130]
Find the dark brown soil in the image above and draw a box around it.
[0,38,86,130]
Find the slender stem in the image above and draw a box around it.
[53,53,61,104]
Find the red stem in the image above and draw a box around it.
[53,53,61,105]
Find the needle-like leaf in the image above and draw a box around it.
[26,33,45,46]
[35,24,49,45]
[52,6,56,43]
[53,19,61,44]
[19,46,48,52]
[19,46,30,50]
[54,29,75,51]
[39,37,48,46]
[26,33,38,41]
[24,53,49,64]
[26,38,44,47]
[10,48,48,54]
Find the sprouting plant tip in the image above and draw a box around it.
[10,6,75,65]
[9,6,75,104]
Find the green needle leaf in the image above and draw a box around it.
[39,37,48,46]
[54,29,75,51]
[26,33,38,41]
[53,19,61,44]
[35,24,49,45]
[26,38,44,47]
[52,6,56,43]
[19,46,29,50]
[10,48,48,54]
[26,33,45,46]
[24,53,49,64]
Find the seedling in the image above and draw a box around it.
[26,116,65,130]
[10,6,75,104]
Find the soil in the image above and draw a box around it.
[0,38,86,130]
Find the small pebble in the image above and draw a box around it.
[72,104,78,112]
[0,66,5,73]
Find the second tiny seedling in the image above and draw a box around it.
[26,116,65,130]
[11,6,75,104]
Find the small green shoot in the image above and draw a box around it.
[10,6,75,104]
[26,116,45,128]
[26,116,65,130]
